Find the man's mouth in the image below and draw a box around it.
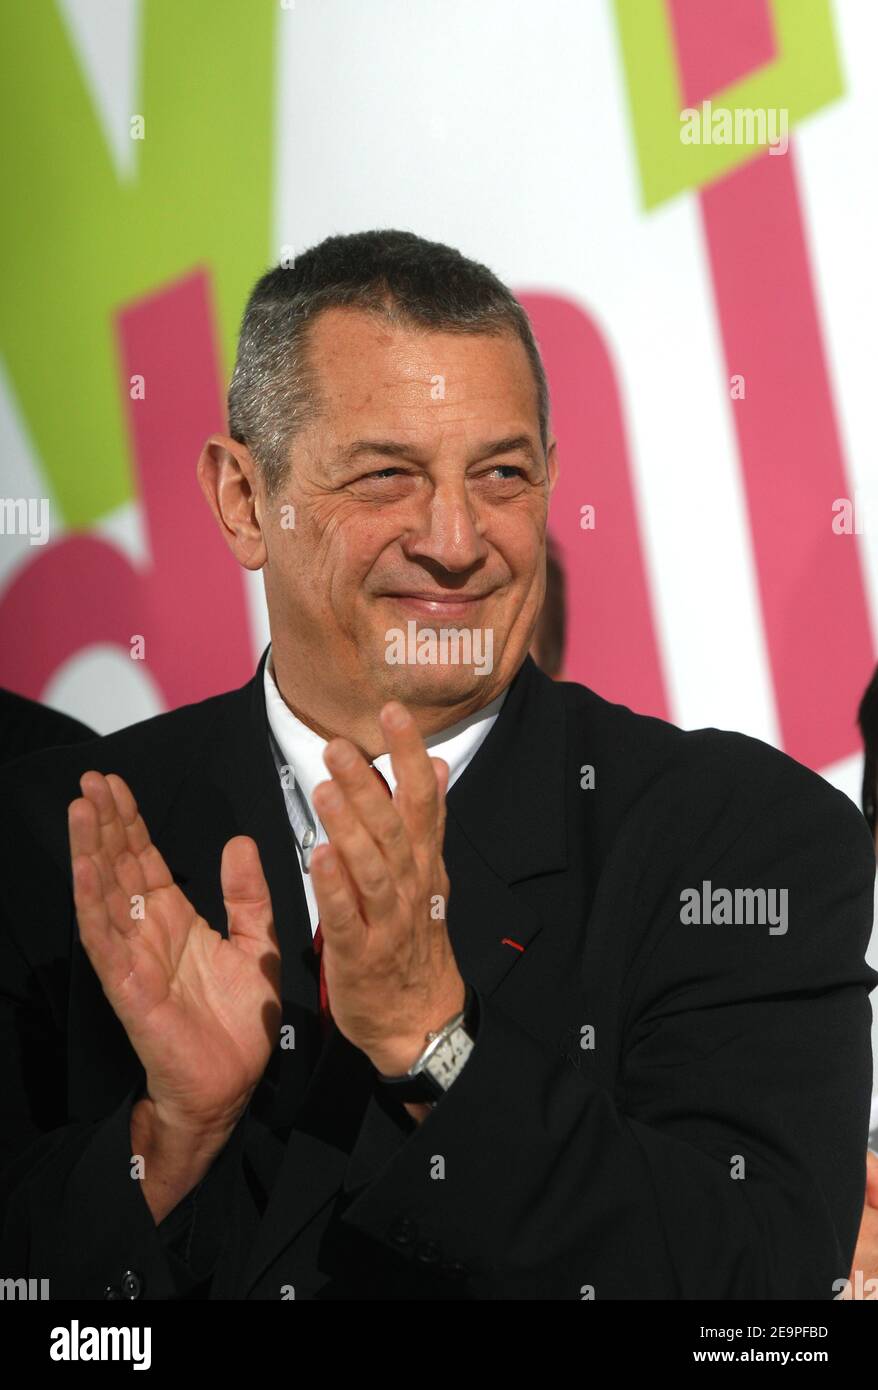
[382,592,492,618]
[383,589,494,611]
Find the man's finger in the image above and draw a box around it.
[310,843,365,948]
[69,840,134,985]
[222,836,280,964]
[380,703,443,847]
[78,772,130,892]
[313,779,398,924]
[322,739,415,881]
[69,782,115,897]
[105,773,174,893]
[431,757,450,844]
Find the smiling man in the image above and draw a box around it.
[0,230,875,1301]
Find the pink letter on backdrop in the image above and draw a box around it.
[0,268,254,711]
[698,150,873,769]
[669,0,777,107]
[665,0,874,771]
[518,292,669,719]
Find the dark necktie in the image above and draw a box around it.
[312,763,392,1034]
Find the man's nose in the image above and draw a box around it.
[403,483,489,573]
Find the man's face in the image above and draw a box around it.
[260,306,557,729]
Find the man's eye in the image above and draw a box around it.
[355,465,525,485]
[483,465,526,481]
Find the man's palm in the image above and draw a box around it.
[69,771,281,1129]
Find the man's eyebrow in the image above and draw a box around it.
[336,434,540,466]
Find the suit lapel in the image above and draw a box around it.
[240,654,570,1293]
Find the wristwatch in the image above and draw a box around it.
[376,983,479,1104]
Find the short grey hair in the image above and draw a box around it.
[227,229,551,495]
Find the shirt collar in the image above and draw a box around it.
[263,645,508,867]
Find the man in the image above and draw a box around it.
[1,230,875,1300]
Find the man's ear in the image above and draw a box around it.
[546,436,559,497]
[197,435,267,571]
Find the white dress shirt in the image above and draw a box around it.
[263,646,508,937]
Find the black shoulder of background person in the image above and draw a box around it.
[0,687,97,766]
[0,678,245,879]
[549,670,875,880]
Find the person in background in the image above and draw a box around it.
[849,668,878,1295]
[0,688,95,766]
[528,534,566,680]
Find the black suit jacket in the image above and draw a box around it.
[0,649,875,1299]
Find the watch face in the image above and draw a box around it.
[425,1025,474,1090]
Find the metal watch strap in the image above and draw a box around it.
[376,983,479,1103]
